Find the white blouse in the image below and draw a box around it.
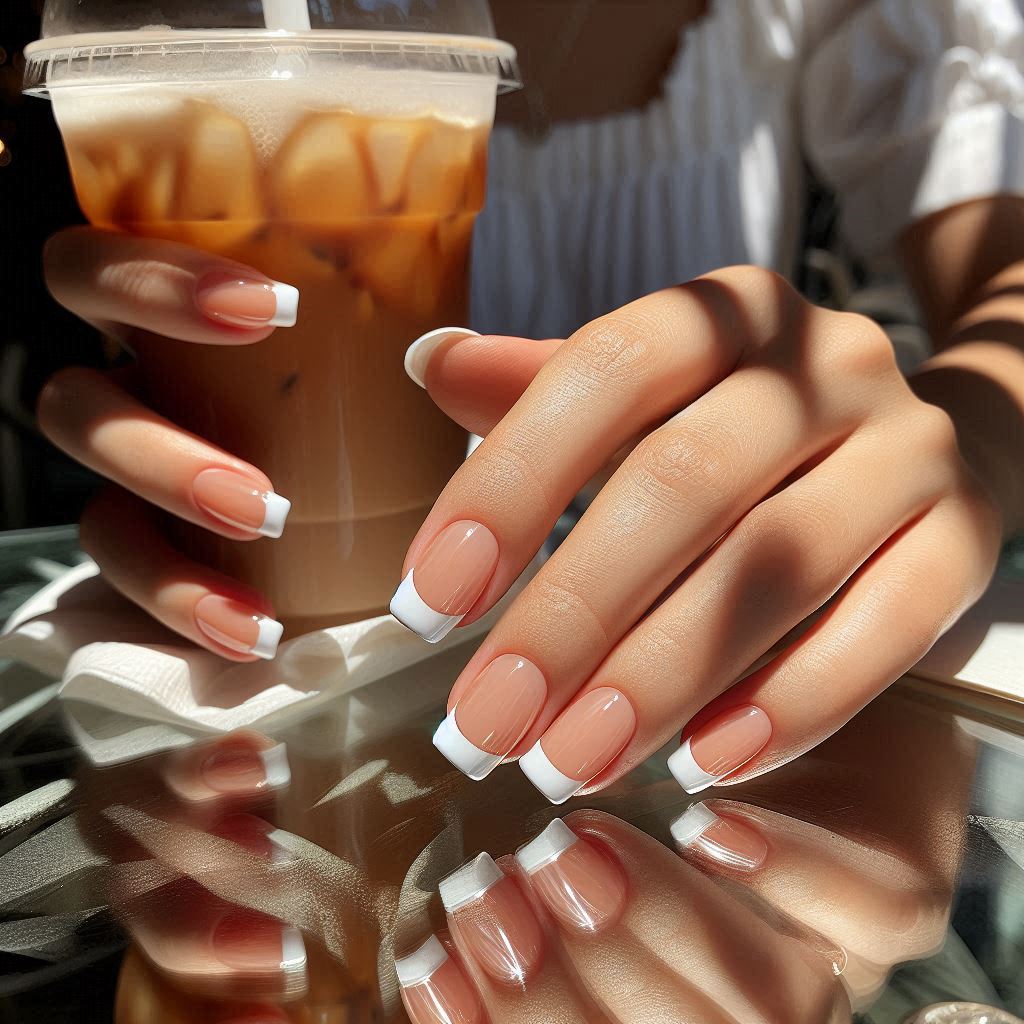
[470,0,1024,340]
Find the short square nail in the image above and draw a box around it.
[668,706,772,794]
[212,911,306,981]
[200,742,290,794]
[390,521,499,643]
[670,802,768,870]
[404,327,479,389]
[433,655,547,780]
[195,594,284,660]
[519,688,636,805]
[196,272,300,329]
[396,935,483,1024]
[193,468,291,539]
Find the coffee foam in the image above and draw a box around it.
[51,69,494,162]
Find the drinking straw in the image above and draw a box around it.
[263,0,313,31]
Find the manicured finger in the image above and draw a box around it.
[390,273,776,642]
[161,734,291,808]
[395,934,487,1024]
[38,368,291,541]
[80,488,283,661]
[44,227,299,345]
[670,486,1000,793]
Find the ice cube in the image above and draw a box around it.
[356,223,443,320]
[365,120,426,211]
[405,122,475,216]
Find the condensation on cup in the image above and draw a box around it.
[25,0,521,634]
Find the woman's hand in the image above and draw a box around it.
[393,265,1006,799]
[39,228,297,661]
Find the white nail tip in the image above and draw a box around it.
[516,818,578,874]
[280,925,307,975]
[395,935,449,987]
[519,742,582,805]
[439,852,504,912]
[270,282,300,327]
[259,743,291,788]
[252,616,284,660]
[390,570,463,643]
[433,710,503,780]
[259,491,292,539]
[404,327,479,389]
[667,738,720,794]
[670,803,719,847]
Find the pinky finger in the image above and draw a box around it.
[81,487,283,662]
[671,488,1002,791]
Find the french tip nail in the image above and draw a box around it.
[438,852,504,912]
[259,743,291,789]
[270,282,300,328]
[669,802,720,846]
[259,492,291,539]
[404,327,479,389]
[519,742,581,805]
[433,711,503,780]
[516,817,578,874]
[667,738,719,794]
[252,616,284,660]
[390,570,463,643]
[395,935,449,987]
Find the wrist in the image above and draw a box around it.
[909,341,1024,536]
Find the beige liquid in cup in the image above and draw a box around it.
[54,86,491,632]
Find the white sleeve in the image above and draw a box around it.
[802,0,1024,257]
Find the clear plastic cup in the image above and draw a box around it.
[25,0,520,634]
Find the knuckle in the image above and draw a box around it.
[825,312,897,378]
[911,402,960,460]
[567,314,659,387]
[524,575,610,648]
[474,439,558,525]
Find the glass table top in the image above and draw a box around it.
[1,529,1023,1024]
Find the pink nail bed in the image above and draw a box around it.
[668,705,772,793]
[193,467,291,539]
[196,272,299,329]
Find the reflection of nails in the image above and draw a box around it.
[517,819,627,934]
[196,272,300,329]
[193,468,291,539]
[404,327,480,389]
[391,521,499,643]
[195,595,284,660]
[201,742,291,794]
[439,853,543,987]
[212,911,307,981]
[212,814,293,865]
[434,655,547,780]
[670,803,768,871]
[668,706,772,794]
[396,935,483,1024]
[519,688,636,804]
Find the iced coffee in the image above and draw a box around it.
[46,73,496,631]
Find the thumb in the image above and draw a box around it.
[405,329,564,436]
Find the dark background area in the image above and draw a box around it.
[0,0,103,534]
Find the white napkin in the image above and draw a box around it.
[0,560,507,765]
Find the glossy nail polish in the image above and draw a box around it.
[668,706,772,793]
[519,688,636,804]
[396,935,483,1024]
[200,742,290,794]
[405,327,480,389]
[516,819,628,934]
[670,803,768,870]
[434,655,547,780]
[212,911,306,984]
[196,272,300,329]
[193,468,291,539]
[439,853,543,987]
[194,595,284,660]
[391,521,499,643]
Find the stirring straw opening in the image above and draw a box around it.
[263,0,313,32]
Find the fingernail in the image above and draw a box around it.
[404,327,479,389]
[201,742,291,794]
[195,594,284,660]
[211,911,307,983]
[212,813,294,865]
[519,688,636,804]
[516,819,627,934]
[439,853,544,987]
[434,655,547,780]
[670,803,768,870]
[196,272,300,329]
[668,706,772,794]
[391,521,499,643]
[193,468,291,539]
[396,936,483,1024]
